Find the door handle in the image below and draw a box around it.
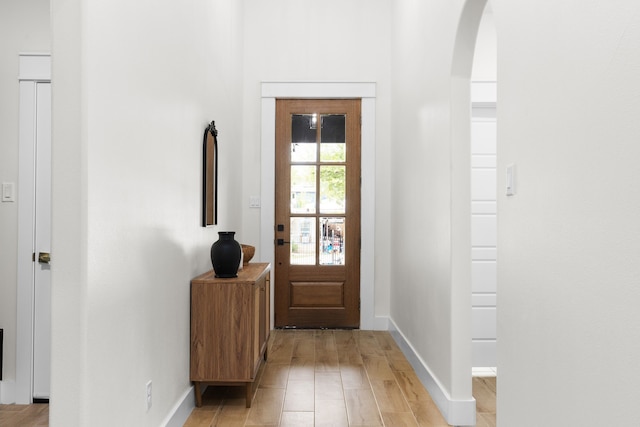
[276,239,290,246]
[38,252,51,264]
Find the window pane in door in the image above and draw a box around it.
[319,217,345,266]
[319,165,345,214]
[320,114,346,162]
[291,165,316,214]
[291,142,317,163]
[291,217,316,265]
[320,115,345,142]
[320,142,346,163]
[291,114,318,162]
[292,114,318,142]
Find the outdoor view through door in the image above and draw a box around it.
[275,99,361,328]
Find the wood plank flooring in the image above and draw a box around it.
[473,376,497,427]
[184,329,496,427]
[0,330,496,427]
[0,402,49,427]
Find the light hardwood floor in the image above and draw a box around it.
[0,402,48,427]
[473,376,496,427]
[184,329,496,427]
[0,330,496,427]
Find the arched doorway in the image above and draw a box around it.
[450,0,497,425]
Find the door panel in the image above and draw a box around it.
[471,108,497,368]
[275,99,361,328]
[33,82,51,399]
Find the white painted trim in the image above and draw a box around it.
[260,97,276,329]
[161,386,195,427]
[0,380,16,404]
[260,82,377,330]
[471,81,496,114]
[16,54,51,404]
[17,80,37,405]
[261,81,376,99]
[470,81,496,103]
[389,319,477,427]
[19,53,51,81]
[359,96,377,331]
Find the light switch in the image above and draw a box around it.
[506,164,515,196]
[249,196,261,208]
[2,182,15,202]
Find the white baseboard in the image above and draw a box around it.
[388,319,476,427]
[0,380,16,404]
[161,385,195,427]
[372,315,389,331]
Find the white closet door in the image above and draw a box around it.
[33,81,52,399]
[471,113,497,368]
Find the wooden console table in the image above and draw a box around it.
[190,263,270,408]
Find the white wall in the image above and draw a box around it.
[390,0,473,405]
[241,0,393,320]
[391,0,640,425]
[50,0,244,425]
[471,7,497,82]
[0,0,50,402]
[494,0,640,425]
[34,1,640,425]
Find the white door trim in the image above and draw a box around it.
[16,53,51,404]
[260,82,382,330]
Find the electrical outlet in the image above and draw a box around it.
[146,380,152,411]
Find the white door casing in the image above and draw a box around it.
[260,82,381,330]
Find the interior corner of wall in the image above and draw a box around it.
[373,316,390,331]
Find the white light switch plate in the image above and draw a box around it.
[2,182,15,202]
[506,164,515,196]
[249,196,261,208]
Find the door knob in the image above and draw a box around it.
[276,239,290,246]
[38,252,51,264]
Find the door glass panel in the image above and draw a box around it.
[291,165,316,214]
[319,165,345,214]
[292,114,318,142]
[320,142,346,163]
[320,217,345,265]
[292,114,317,162]
[320,115,345,142]
[292,142,317,163]
[291,217,316,265]
[320,114,346,162]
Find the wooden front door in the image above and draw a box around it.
[274,99,361,328]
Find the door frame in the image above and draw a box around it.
[16,53,51,404]
[260,82,382,330]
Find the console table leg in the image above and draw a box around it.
[194,382,203,408]
[245,382,252,408]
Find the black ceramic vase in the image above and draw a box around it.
[210,231,242,278]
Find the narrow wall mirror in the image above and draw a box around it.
[202,121,218,226]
